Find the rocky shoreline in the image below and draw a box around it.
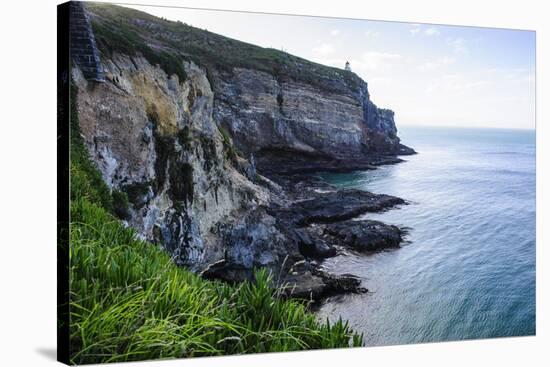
[203,154,412,301]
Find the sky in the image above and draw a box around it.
[123,4,536,130]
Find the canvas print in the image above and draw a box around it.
[57,1,536,364]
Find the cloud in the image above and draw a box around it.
[418,56,455,71]
[358,51,402,71]
[447,37,468,54]
[312,43,336,56]
[368,76,392,87]
[330,29,341,37]
[487,67,535,84]
[313,51,403,73]
[409,25,441,37]
[463,81,492,89]
[364,30,380,38]
[426,74,492,94]
[409,23,422,36]
[424,27,441,36]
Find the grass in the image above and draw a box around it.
[218,125,241,162]
[69,199,362,364]
[85,2,363,94]
[68,81,362,364]
[92,19,187,82]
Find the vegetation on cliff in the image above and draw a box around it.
[69,82,362,364]
[87,2,363,93]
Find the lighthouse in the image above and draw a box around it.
[345,61,351,71]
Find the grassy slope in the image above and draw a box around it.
[69,81,362,364]
[86,2,363,93]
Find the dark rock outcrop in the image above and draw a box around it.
[276,189,405,226]
[324,220,405,253]
[280,269,367,301]
[294,228,337,259]
[216,207,304,276]
[203,259,367,302]
[254,148,406,176]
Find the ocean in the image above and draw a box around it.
[316,125,536,346]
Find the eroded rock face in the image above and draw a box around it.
[219,207,301,272]
[74,56,269,267]
[213,67,408,160]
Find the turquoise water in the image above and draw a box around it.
[316,126,536,346]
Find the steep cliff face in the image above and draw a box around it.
[73,3,413,284]
[212,67,405,160]
[74,54,269,267]
[214,67,367,158]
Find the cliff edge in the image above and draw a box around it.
[72,2,413,298]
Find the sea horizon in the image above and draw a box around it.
[398,124,536,132]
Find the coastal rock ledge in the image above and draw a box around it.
[73,3,414,301]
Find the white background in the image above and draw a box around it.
[0,0,546,365]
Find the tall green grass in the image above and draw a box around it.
[69,199,362,363]
[69,82,362,364]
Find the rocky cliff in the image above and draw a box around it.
[74,55,266,268]
[213,67,400,159]
[72,2,413,297]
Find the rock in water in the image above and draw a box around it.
[293,228,337,259]
[324,220,405,252]
[280,268,367,301]
[278,189,405,226]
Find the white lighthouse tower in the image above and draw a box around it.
[345,61,351,71]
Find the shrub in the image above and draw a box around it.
[111,190,130,219]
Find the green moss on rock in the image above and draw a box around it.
[168,161,194,206]
[218,125,240,163]
[112,190,130,219]
[200,135,217,172]
[177,125,192,149]
[121,181,154,209]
